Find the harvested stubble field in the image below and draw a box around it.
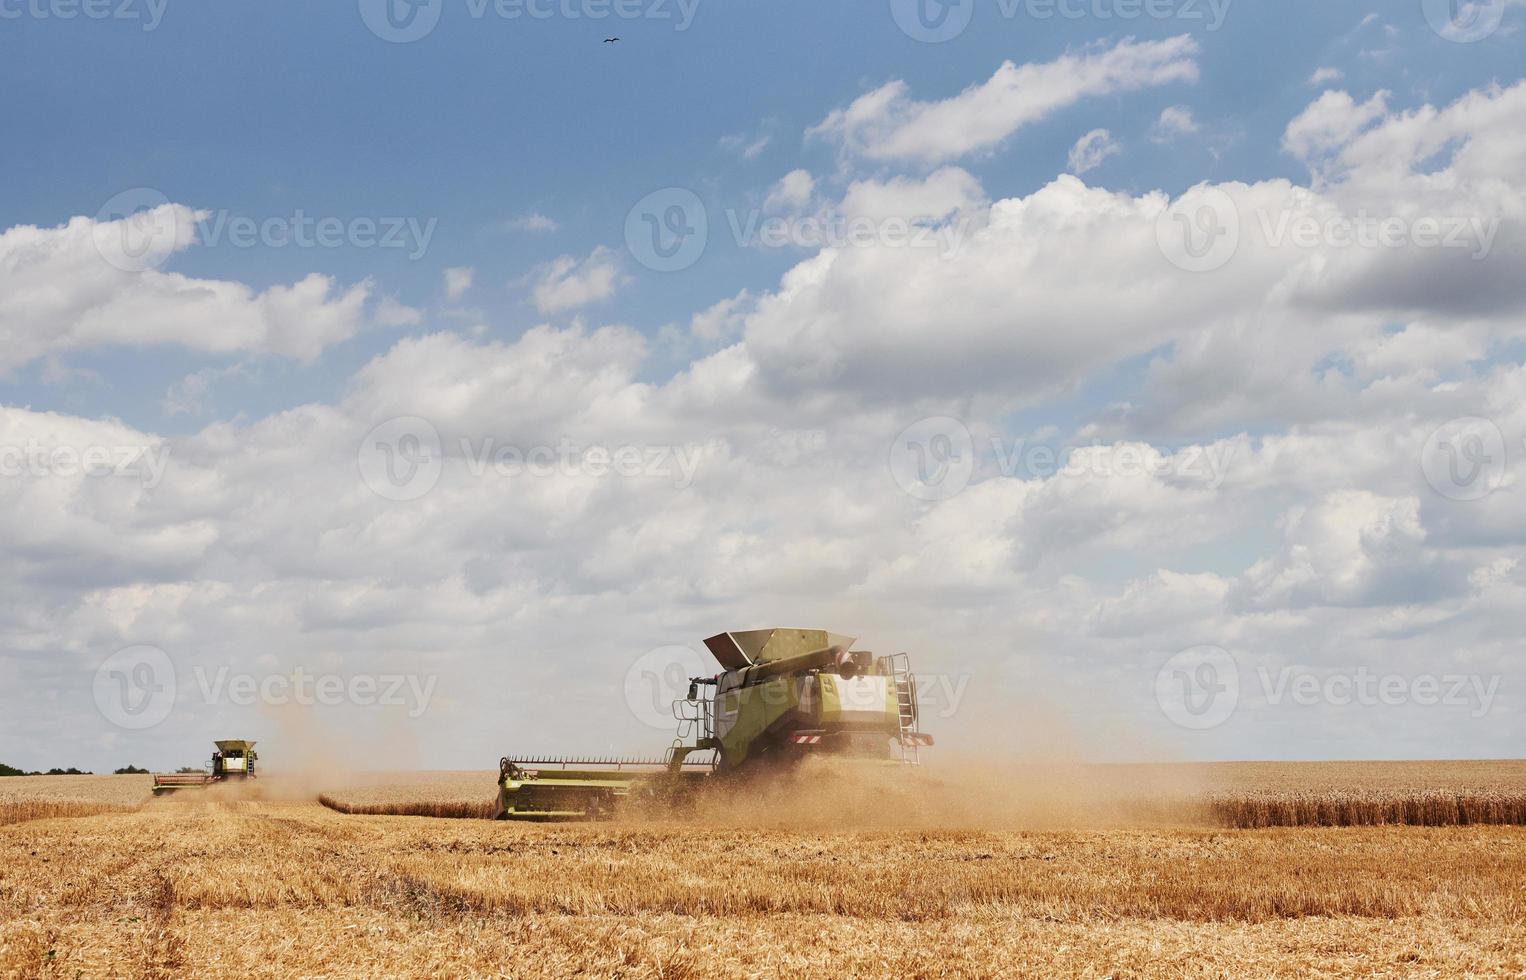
[2,762,1524,978]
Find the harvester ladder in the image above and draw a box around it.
[887,653,920,765]
[671,688,719,770]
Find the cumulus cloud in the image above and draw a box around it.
[529,246,625,314]
[1067,128,1120,174]
[7,314,1521,765]
[1231,491,1467,610]
[1296,82,1526,186]
[735,174,1211,402]
[1151,105,1199,143]
[763,170,816,212]
[444,266,474,301]
[739,81,1526,419]
[373,295,424,328]
[836,167,986,225]
[688,290,752,343]
[1282,89,1390,165]
[161,364,250,417]
[6,76,1526,768]
[808,36,1199,164]
[0,205,370,373]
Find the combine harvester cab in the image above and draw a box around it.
[152,739,258,794]
[496,628,932,819]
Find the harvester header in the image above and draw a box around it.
[496,628,932,819]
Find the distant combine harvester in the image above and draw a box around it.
[151,740,258,795]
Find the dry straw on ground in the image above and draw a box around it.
[2,793,1524,977]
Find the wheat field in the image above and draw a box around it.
[313,760,1526,829]
[3,762,1524,977]
[0,775,151,827]
[2,795,1524,977]
[318,771,497,819]
[1118,761,1526,827]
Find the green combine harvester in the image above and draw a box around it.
[496,628,932,819]
[152,740,258,794]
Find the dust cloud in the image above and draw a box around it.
[656,755,1210,831]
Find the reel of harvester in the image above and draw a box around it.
[495,628,933,820]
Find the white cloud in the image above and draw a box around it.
[373,295,423,327]
[741,81,1526,415]
[162,364,250,417]
[688,290,752,343]
[7,77,1526,768]
[763,170,816,212]
[0,206,370,373]
[808,36,1199,165]
[529,246,625,314]
[508,212,559,233]
[444,266,474,301]
[1308,66,1344,86]
[735,174,1208,402]
[1067,128,1120,174]
[836,167,986,225]
[720,129,771,160]
[1295,82,1526,185]
[1282,89,1389,165]
[1231,491,1465,610]
[1151,105,1199,143]
[9,315,1522,764]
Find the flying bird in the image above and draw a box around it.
[603,36,619,43]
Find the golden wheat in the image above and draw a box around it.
[1,795,1523,978]
[309,761,1526,828]
[0,775,152,827]
[318,794,496,819]
[316,771,497,819]
[1177,761,1526,827]
[1208,790,1526,828]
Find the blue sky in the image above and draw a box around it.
[4,0,1518,431]
[2,0,1525,769]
